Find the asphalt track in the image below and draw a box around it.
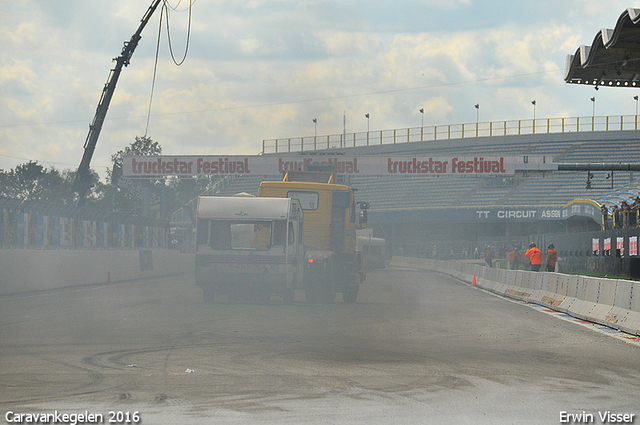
[1,263,639,424]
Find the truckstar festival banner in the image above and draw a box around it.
[122,155,542,177]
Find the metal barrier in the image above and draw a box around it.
[262,114,640,153]
[611,209,640,229]
[0,196,168,250]
[392,256,640,336]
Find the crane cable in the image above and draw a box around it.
[165,0,193,66]
[144,0,193,136]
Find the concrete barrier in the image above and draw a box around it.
[390,257,640,336]
[583,277,601,303]
[566,275,582,299]
[611,281,640,335]
[631,282,640,313]
[536,273,567,309]
[614,280,633,310]
[492,269,509,294]
[554,274,570,296]
[0,249,194,295]
[597,278,618,306]
[557,296,577,314]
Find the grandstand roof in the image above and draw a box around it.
[565,8,640,88]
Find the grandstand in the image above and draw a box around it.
[173,8,640,269]
[205,129,640,257]
[215,130,640,209]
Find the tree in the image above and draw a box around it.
[73,168,109,209]
[107,136,163,215]
[163,175,223,221]
[166,175,218,206]
[109,135,162,182]
[106,135,225,218]
[0,161,77,204]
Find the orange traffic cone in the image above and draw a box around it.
[107,271,112,284]
[472,274,477,286]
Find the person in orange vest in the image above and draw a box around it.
[525,242,541,272]
[545,243,557,272]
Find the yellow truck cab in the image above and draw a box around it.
[258,170,368,303]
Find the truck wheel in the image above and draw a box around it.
[234,286,258,304]
[304,271,320,303]
[203,285,216,303]
[304,285,318,303]
[343,287,358,303]
[283,288,294,304]
[319,284,336,304]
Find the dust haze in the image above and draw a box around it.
[2,264,639,424]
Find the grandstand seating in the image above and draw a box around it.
[206,131,640,211]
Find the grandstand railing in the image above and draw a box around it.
[262,114,640,153]
[611,210,640,230]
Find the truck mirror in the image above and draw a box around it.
[359,210,368,229]
[357,201,370,229]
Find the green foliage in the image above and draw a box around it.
[0,161,75,204]
[109,135,162,182]
[1,135,222,218]
[107,136,224,218]
[107,136,163,214]
[165,175,216,206]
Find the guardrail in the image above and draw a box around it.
[392,256,640,336]
[262,114,640,153]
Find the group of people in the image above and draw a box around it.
[488,242,557,272]
[523,242,557,272]
[606,197,640,229]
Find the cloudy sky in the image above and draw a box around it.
[1,1,637,179]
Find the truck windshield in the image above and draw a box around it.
[287,191,319,210]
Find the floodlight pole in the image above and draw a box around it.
[474,104,479,137]
[532,100,536,134]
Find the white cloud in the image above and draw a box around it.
[238,35,267,55]
[1,0,637,178]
